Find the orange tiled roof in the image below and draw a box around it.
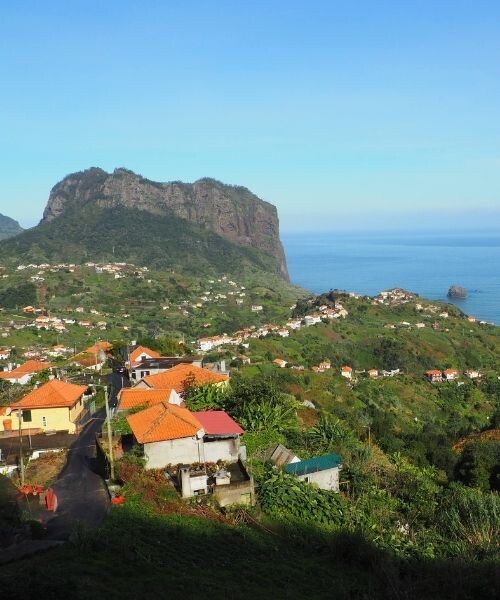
[12,379,87,409]
[129,345,161,363]
[72,341,112,366]
[118,388,174,410]
[341,366,352,372]
[85,341,112,354]
[426,370,442,376]
[443,368,459,375]
[142,364,228,392]
[127,401,203,443]
[0,360,52,379]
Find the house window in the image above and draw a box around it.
[304,476,309,483]
[42,416,47,427]
[22,410,32,423]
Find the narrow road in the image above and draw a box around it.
[46,411,110,540]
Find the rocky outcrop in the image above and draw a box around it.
[41,168,289,279]
[448,285,467,299]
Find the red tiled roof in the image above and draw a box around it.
[426,370,442,376]
[118,388,174,410]
[194,411,244,436]
[143,364,228,392]
[127,402,203,443]
[0,360,52,380]
[12,379,87,409]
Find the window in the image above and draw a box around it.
[304,477,309,483]
[22,410,32,423]
[42,416,47,427]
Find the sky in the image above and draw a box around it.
[1,0,499,231]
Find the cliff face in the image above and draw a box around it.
[42,168,289,279]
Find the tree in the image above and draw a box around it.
[455,441,500,492]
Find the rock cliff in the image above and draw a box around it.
[41,168,289,279]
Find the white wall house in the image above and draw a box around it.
[285,453,342,492]
[127,404,244,470]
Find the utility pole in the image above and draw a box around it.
[17,409,25,485]
[104,387,115,481]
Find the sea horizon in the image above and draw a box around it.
[282,229,500,325]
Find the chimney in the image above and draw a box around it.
[179,467,192,498]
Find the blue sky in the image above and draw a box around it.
[1,0,499,231]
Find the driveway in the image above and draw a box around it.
[46,411,110,540]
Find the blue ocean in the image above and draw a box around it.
[282,231,500,325]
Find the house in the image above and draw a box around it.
[117,388,182,411]
[48,344,70,358]
[195,411,245,463]
[443,368,459,381]
[318,361,331,371]
[251,305,263,312]
[0,379,88,434]
[465,369,481,380]
[129,356,203,382]
[71,341,112,371]
[135,363,229,393]
[304,314,321,326]
[367,369,379,379]
[341,366,353,379]
[284,453,342,491]
[128,345,161,366]
[273,358,288,369]
[265,443,301,467]
[425,369,443,383]
[0,360,52,385]
[0,348,11,360]
[126,403,244,468]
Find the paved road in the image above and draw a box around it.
[46,412,110,540]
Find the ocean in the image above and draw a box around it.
[282,231,500,325]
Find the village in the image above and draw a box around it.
[0,264,495,559]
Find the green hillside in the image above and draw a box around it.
[0,213,23,241]
[0,204,283,278]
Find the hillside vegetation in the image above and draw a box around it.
[0,213,23,241]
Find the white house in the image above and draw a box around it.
[304,314,321,326]
[285,453,342,492]
[126,403,244,469]
[443,368,459,381]
[341,366,353,379]
[0,360,52,385]
[465,369,481,380]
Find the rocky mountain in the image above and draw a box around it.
[0,168,290,281]
[41,167,289,279]
[0,213,23,240]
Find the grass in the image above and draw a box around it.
[0,489,497,599]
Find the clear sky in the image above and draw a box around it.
[1,0,499,231]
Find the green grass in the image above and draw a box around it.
[0,494,497,599]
